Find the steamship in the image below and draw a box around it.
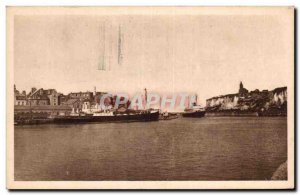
[52,109,160,124]
[182,95,206,118]
[182,98,206,118]
[182,106,206,118]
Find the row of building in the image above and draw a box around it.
[14,85,107,110]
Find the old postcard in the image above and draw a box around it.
[6,7,294,189]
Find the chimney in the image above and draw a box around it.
[31,87,37,93]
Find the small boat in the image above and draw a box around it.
[159,112,178,120]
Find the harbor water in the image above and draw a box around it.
[15,117,287,181]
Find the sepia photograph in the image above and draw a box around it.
[6,6,294,189]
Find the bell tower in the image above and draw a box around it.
[239,81,243,91]
[239,81,248,96]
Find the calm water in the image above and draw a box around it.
[15,117,287,181]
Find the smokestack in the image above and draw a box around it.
[144,88,147,103]
[94,86,97,104]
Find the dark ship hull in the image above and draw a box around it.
[182,111,206,118]
[53,111,160,124]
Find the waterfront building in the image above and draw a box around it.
[62,99,82,110]
[25,88,62,106]
[68,92,94,101]
[27,88,48,106]
[44,89,59,106]
[14,85,27,106]
[15,95,27,106]
[58,94,68,105]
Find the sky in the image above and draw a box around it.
[14,10,293,105]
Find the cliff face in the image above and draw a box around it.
[206,94,239,109]
[206,87,287,116]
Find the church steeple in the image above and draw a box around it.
[239,81,248,96]
[239,81,243,91]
